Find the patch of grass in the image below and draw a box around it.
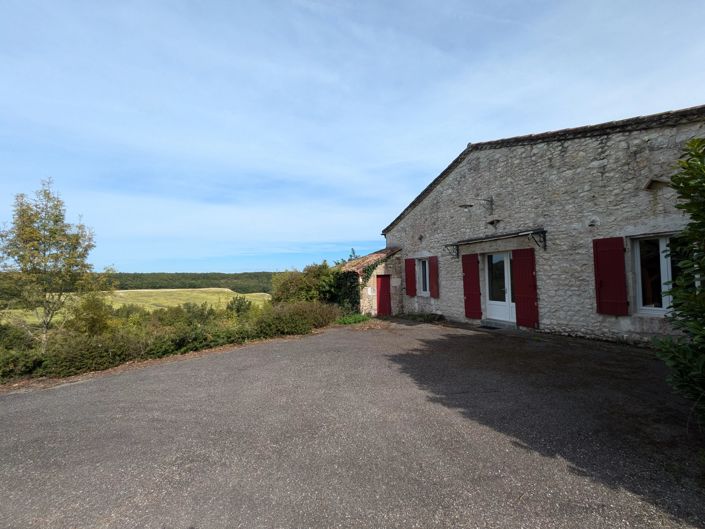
[336,313,371,325]
[108,288,270,311]
[3,309,40,325]
[4,289,272,324]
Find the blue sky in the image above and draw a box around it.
[1,1,704,272]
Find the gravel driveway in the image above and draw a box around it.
[1,322,704,529]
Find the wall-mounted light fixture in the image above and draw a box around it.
[458,196,494,215]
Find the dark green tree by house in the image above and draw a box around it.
[271,262,337,303]
[271,256,361,313]
[657,138,705,427]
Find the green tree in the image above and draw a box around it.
[333,248,359,266]
[226,295,253,316]
[657,138,705,427]
[270,260,360,313]
[65,291,114,337]
[271,262,336,303]
[0,180,96,352]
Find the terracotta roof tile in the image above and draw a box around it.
[339,247,401,274]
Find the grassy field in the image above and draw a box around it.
[109,288,270,311]
[3,288,271,323]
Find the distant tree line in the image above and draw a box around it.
[111,272,273,293]
[0,271,274,297]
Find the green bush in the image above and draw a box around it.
[113,303,150,319]
[150,302,217,328]
[0,348,45,379]
[272,259,362,316]
[44,331,142,377]
[658,340,705,417]
[295,301,342,329]
[271,262,339,302]
[336,313,371,325]
[0,300,343,382]
[65,292,113,336]
[254,301,340,337]
[272,270,319,302]
[226,295,253,316]
[330,271,360,314]
[657,138,705,427]
[255,307,312,337]
[181,302,218,325]
[0,323,35,351]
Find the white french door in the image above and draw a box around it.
[485,252,516,322]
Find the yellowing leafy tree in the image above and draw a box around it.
[0,180,96,352]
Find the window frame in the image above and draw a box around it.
[416,258,430,297]
[633,236,674,316]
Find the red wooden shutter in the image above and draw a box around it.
[512,248,539,328]
[429,256,439,298]
[462,253,482,319]
[405,258,417,297]
[592,237,628,315]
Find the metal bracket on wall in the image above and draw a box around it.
[453,227,547,253]
[443,244,459,258]
[528,230,547,251]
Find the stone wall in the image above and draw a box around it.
[384,116,705,341]
[359,256,403,316]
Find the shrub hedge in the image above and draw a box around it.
[0,298,341,382]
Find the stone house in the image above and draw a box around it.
[340,247,402,316]
[363,105,705,341]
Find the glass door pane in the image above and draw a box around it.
[639,238,663,308]
[487,254,506,301]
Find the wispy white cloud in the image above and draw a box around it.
[1,0,704,270]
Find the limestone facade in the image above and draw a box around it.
[380,106,705,341]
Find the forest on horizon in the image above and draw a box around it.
[111,272,273,293]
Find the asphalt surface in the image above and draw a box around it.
[1,322,704,529]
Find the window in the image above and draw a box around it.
[634,236,678,315]
[487,254,505,302]
[405,256,439,299]
[486,253,515,303]
[417,258,430,295]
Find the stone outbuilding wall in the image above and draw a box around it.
[358,256,403,316]
[340,248,402,316]
[381,105,705,342]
